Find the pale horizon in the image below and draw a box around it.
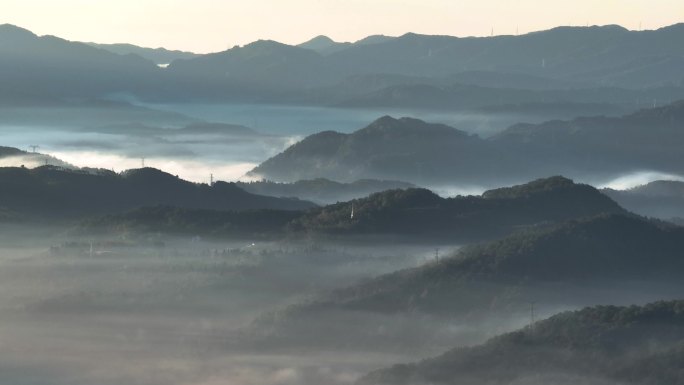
[1,0,683,53]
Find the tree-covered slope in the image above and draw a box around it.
[360,300,684,385]
[248,214,684,350]
[249,102,684,184]
[287,176,625,241]
[0,166,314,221]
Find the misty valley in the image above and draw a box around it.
[1,16,684,385]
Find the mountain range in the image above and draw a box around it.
[169,24,684,89]
[3,23,684,108]
[82,176,624,242]
[0,24,161,99]
[249,101,684,184]
[86,42,198,65]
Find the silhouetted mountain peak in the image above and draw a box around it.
[238,39,319,56]
[299,35,336,48]
[0,24,36,39]
[120,167,183,185]
[354,34,394,45]
[364,187,442,207]
[533,24,629,36]
[210,180,253,195]
[482,176,579,199]
[357,116,469,137]
[398,32,422,39]
[246,39,289,49]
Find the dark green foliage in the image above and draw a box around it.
[309,214,684,315]
[288,176,625,241]
[482,176,576,199]
[81,176,624,243]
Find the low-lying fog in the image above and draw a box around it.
[0,102,592,184]
[0,225,465,385]
[139,102,548,137]
[3,103,681,193]
[432,170,684,197]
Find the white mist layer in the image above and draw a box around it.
[597,171,684,190]
[49,151,259,183]
[429,184,489,197]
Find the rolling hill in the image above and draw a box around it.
[0,166,314,221]
[247,115,504,183]
[359,300,684,385]
[82,176,625,242]
[248,213,684,349]
[249,102,684,184]
[285,176,625,240]
[86,42,198,65]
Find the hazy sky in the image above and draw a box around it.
[2,0,683,53]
